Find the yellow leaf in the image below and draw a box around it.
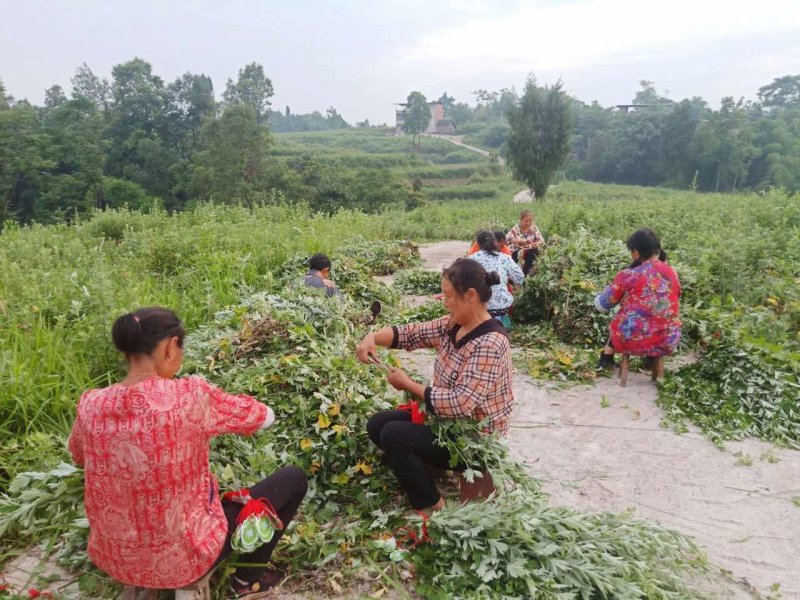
[317,413,331,428]
[300,438,313,451]
[332,424,346,435]
[355,461,373,475]
[281,354,299,363]
[331,473,350,485]
[767,297,779,306]
[310,461,321,473]
[328,403,341,417]
[557,352,572,366]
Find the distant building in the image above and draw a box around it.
[395,101,455,135]
[615,103,673,114]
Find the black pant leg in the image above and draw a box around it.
[522,249,537,275]
[213,465,309,583]
[379,420,455,509]
[366,409,411,448]
[511,250,520,265]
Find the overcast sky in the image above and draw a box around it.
[2,0,800,124]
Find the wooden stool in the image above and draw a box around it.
[458,469,495,503]
[619,354,665,387]
[123,572,211,600]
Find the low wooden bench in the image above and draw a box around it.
[122,572,211,600]
[619,354,664,387]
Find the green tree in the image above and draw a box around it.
[39,97,105,217]
[195,104,270,203]
[437,92,455,115]
[0,104,51,225]
[569,99,612,177]
[505,77,572,199]
[0,78,10,110]
[44,85,67,109]
[223,63,273,124]
[163,72,216,148]
[403,91,429,149]
[691,97,755,192]
[70,63,110,112]
[633,80,672,106]
[662,98,705,186]
[757,75,800,111]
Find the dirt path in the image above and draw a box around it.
[397,241,800,599]
[426,134,506,166]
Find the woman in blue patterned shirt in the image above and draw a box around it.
[470,230,524,326]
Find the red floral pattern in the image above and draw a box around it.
[68,376,267,588]
[596,259,682,356]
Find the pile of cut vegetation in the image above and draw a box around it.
[659,303,800,448]
[0,240,716,598]
[514,228,625,345]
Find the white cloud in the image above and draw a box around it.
[404,0,800,73]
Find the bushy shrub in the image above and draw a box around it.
[393,268,442,295]
[515,229,626,345]
[336,238,421,275]
[659,304,800,447]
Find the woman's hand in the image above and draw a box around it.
[356,333,379,364]
[387,367,411,391]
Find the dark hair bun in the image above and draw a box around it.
[485,271,501,286]
[112,307,185,356]
[112,313,144,354]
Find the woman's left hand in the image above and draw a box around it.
[386,367,411,391]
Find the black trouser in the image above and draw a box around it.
[367,410,463,509]
[511,249,537,276]
[212,465,308,582]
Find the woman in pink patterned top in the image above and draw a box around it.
[68,307,307,599]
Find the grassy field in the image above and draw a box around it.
[1,129,798,598]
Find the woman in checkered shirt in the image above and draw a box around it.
[356,259,514,514]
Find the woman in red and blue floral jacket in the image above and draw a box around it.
[595,228,682,369]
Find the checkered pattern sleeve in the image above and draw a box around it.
[392,316,451,351]
[425,333,510,419]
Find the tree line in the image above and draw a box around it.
[433,76,800,194]
[0,59,352,225]
[3,59,798,226]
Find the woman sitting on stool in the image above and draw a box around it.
[595,229,682,370]
[356,259,514,514]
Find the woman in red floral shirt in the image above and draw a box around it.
[68,307,307,599]
[594,229,682,369]
[356,259,514,514]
